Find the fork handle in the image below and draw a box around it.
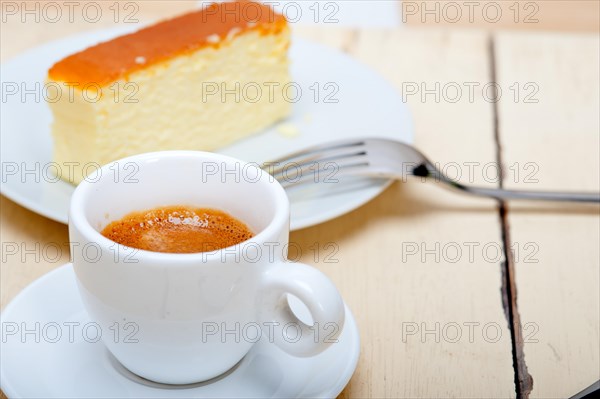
[445,182,600,203]
[414,164,600,203]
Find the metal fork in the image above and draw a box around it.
[264,138,600,203]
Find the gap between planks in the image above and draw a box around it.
[488,34,534,399]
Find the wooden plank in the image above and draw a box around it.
[0,197,71,308]
[495,31,600,398]
[294,27,515,398]
[403,0,600,32]
[1,9,515,399]
[0,1,197,60]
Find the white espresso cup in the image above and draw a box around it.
[69,151,345,384]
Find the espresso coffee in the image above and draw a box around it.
[101,206,254,253]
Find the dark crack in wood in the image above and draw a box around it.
[489,34,534,399]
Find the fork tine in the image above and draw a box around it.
[264,139,366,167]
[274,158,371,188]
[268,149,368,176]
[270,151,368,181]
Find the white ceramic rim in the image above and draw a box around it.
[68,150,290,265]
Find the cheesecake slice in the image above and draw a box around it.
[47,1,290,184]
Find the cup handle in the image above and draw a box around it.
[258,261,345,357]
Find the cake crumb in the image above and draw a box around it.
[247,21,257,28]
[134,56,146,65]
[276,123,300,138]
[206,34,220,44]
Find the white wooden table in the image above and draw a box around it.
[1,2,599,398]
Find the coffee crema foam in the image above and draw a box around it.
[101,206,254,253]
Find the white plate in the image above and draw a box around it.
[0,264,360,398]
[0,27,413,230]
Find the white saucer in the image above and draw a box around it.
[0,26,413,231]
[0,264,360,398]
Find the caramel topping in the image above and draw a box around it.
[48,1,287,87]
